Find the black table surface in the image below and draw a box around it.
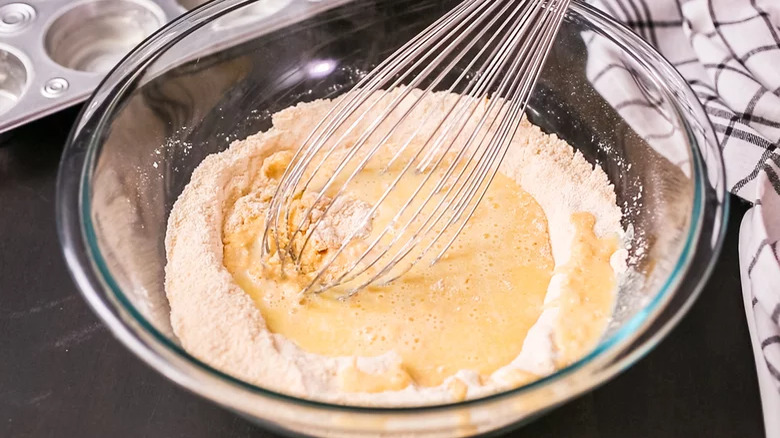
[0,108,766,438]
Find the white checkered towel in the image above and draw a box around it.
[588,0,780,435]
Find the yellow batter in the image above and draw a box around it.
[222,150,617,391]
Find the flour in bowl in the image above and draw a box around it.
[164,89,626,406]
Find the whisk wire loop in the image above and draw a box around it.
[298,0,540,291]
[329,0,553,292]
[263,0,572,296]
[431,0,570,263]
[345,1,566,292]
[281,0,511,260]
[265,0,497,257]
[261,0,484,258]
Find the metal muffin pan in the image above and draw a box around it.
[0,0,338,134]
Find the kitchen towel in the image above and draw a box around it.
[587,0,780,435]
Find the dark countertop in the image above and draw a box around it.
[0,108,766,438]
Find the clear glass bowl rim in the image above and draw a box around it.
[56,0,729,415]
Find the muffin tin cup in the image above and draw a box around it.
[0,45,29,116]
[0,0,317,134]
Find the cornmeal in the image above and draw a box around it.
[164,89,626,406]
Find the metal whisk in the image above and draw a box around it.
[262,0,570,297]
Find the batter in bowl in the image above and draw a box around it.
[165,89,626,406]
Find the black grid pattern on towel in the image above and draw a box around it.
[590,0,780,199]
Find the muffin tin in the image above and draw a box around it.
[0,0,336,134]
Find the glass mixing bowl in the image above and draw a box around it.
[56,0,728,436]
